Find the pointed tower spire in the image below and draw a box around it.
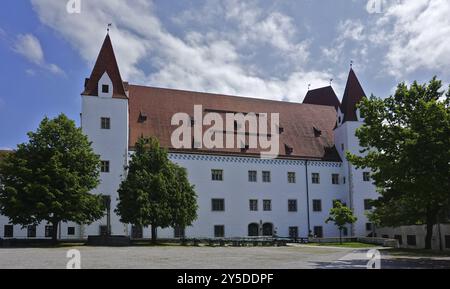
[82,33,127,99]
[340,68,366,122]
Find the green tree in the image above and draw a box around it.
[116,137,197,242]
[347,77,450,249]
[325,201,357,244]
[0,114,104,243]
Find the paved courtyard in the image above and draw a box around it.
[0,245,449,269]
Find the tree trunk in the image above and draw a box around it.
[51,221,59,245]
[339,229,342,244]
[425,221,434,250]
[151,225,157,243]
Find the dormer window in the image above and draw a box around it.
[138,112,148,123]
[102,84,109,93]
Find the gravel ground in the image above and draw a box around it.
[0,245,449,269]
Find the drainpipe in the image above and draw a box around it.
[305,160,311,236]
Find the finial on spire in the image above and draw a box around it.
[308,84,311,91]
[350,60,353,68]
[329,78,333,86]
[107,23,112,34]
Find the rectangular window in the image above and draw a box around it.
[131,226,143,239]
[289,227,298,238]
[211,169,223,181]
[312,173,320,184]
[332,174,339,185]
[27,225,36,238]
[394,235,403,245]
[363,172,371,182]
[263,200,272,211]
[445,235,450,249]
[99,225,108,236]
[407,235,417,246]
[288,200,298,212]
[214,225,225,238]
[248,171,257,182]
[212,199,225,211]
[313,226,323,238]
[312,199,322,212]
[287,172,296,183]
[102,84,109,93]
[366,223,372,231]
[174,226,185,238]
[4,225,13,238]
[67,227,75,236]
[100,160,110,173]
[262,171,271,183]
[364,199,373,210]
[45,225,53,238]
[249,199,258,211]
[100,117,111,129]
[343,227,348,236]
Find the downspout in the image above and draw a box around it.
[305,160,311,236]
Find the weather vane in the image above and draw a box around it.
[330,78,333,86]
[107,23,112,33]
[350,60,354,68]
[308,84,311,91]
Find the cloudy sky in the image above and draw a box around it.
[1,0,450,148]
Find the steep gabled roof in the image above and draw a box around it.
[82,34,127,99]
[341,68,366,122]
[128,85,342,162]
[303,86,340,110]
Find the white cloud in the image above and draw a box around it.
[374,0,450,77]
[13,33,64,75]
[31,0,335,102]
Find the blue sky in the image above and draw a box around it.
[1,0,450,149]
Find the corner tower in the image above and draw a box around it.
[334,68,377,237]
[81,33,129,237]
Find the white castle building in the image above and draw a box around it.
[0,34,380,241]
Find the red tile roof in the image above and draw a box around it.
[82,34,127,99]
[128,85,341,161]
[303,86,340,110]
[341,68,366,122]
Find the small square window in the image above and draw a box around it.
[4,225,13,238]
[27,225,36,238]
[262,171,271,183]
[332,174,340,185]
[248,171,257,182]
[263,200,272,211]
[312,173,320,184]
[211,169,223,181]
[174,226,185,238]
[407,235,417,246]
[366,223,373,231]
[364,199,373,210]
[249,200,258,211]
[313,199,322,212]
[67,227,75,236]
[212,199,225,211]
[101,117,111,129]
[101,161,110,173]
[288,200,297,212]
[313,226,323,238]
[214,225,225,238]
[287,172,296,183]
[102,84,109,93]
[363,172,371,182]
[289,227,298,238]
[45,225,53,238]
